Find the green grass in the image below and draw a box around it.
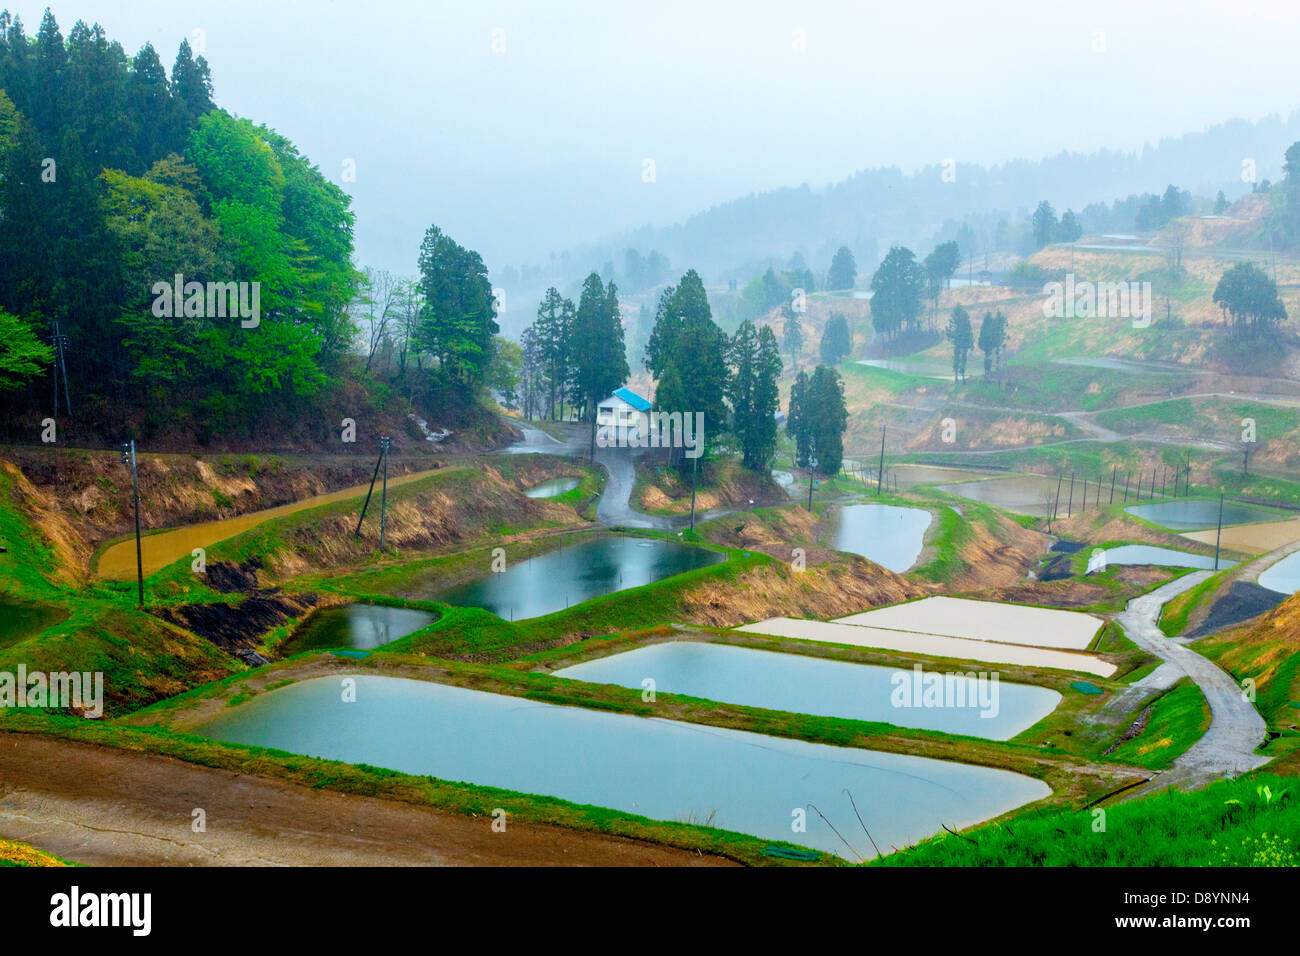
[1103,678,1211,770]
[840,361,937,394]
[873,773,1299,866]
[1158,568,1231,637]
[0,598,69,649]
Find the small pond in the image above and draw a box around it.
[524,477,580,499]
[277,604,438,656]
[553,641,1060,740]
[195,675,1051,859]
[1258,551,1300,595]
[1126,499,1278,531]
[1100,545,1234,571]
[434,537,725,620]
[828,504,931,572]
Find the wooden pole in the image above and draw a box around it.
[1213,492,1224,571]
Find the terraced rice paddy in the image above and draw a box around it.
[737,597,1114,677]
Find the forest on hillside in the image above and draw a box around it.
[0,11,501,450]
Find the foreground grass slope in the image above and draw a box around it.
[874,774,1298,866]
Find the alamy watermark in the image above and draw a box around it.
[0,665,103,718]
[890,664,1000,719]
[596,410,704,459]
[1043,275,1152,328]
[151,273,261,328]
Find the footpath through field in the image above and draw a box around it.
[1112,573,1269,795]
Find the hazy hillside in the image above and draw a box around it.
[546,113,1300,286]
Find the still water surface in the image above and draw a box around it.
[196,675,1051,858]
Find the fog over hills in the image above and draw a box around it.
[528,111,1300,302]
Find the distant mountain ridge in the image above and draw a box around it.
[558,111,1300,284]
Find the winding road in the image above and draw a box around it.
[1111,572,1269,794]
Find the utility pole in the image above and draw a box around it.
[689,453,698,532]
[1110,465,1117,504]
[1051,473,1063,527]
[355,440,386,537]
[121,441,143,606]
[51,320,71,416]
[378,435,391,553]
[1067,472,1075,517]
[876,424,886,497]
[807,464,816,511]
[1213,491,1225,571]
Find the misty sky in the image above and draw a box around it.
[12,0,1300,275]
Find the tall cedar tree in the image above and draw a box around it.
[646,270,728,446]
[806,365,848,474]
[978,310,1007,373]
[945,305,974,383]
[870,246,925,338]
[416,223,499,388]
[571,273,629,442]
[827,245,857,290]
[819,312,852,365]
[727,320,782,470]
[786,369,811,467]
[534,286,573,419]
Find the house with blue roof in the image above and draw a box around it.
[596,386,652,445]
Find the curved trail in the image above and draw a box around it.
[1111,572,1269,795]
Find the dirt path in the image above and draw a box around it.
[1111,573,1269,795]
[95,466,447,579]
[0,733,732,867]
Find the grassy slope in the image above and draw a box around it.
[873,773,1299,866]
[1194,591,1300,764]
[1104,678,1211,770]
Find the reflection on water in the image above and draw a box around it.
[1101,545,1232,571]
[196,675,1051,858]
[554,641,1060,740]
[524,477,580,498]
[1126,499,1278,531]
[0,599,69,648]
[97,468,443,580]
[1258,551,1300,595]
[434,537,724,620]
[828,504,931,571]
[857,359,983,380]
[277,604,438,656]
[936,475,1061,516]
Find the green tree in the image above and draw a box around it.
[487,335,523,408]
[923,241,960,324]
[570,273,629,446]
[945,305,974,383]
[827,245,857,290]
[534,287,572,420]
[869,245,925,338]
[1031,201,1057,250]
[806,365,847,474]
[0,310,53,391]
[1212,262,1288,337]
[977,310,1007,374]
[416,223,499,387]
[782,307,803,366]
[647,270,728,444]
[819,312,852,365]
[786,369,811,468]
[1058,210,1082,242]
[728,320,782,470]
